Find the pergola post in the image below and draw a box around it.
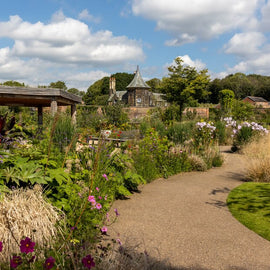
[71,104,77,124]
[38,106,43,126]
[50,100,58,116]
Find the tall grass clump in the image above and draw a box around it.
[166,121,194,144]
[0,187,61,262]
[52,113,77,151]
[242,133,270,182]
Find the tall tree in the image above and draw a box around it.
[2,81,25,87]
[67,88,85,97]
[160,57,210,120]
[49,81,67,90]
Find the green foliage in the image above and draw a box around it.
[49,80,67,90]
[166,121,194,144]
[132,128,172,181]
[52,114,77,151]
[146,78,161,92]
[103,104,129,126]
[1,80,25,87]
[67,88,85,97]
[227,182,270,241]
[162,104,181,123]
[232,100,254,121]
[83,72,134,105]
[219,89,235,115]
[214,121,227,145]
[160,57,210,120]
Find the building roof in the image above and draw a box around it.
[245,96,268,103]
[152,92,166,102]
[126,66,150,89]
[108,91,128,102]
[0,86,82,107]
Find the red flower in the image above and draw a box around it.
[0,241,2,252]
[82,254,95,269]
[44,256,55,270]
[10,255,22,269]
[20,237,35,254]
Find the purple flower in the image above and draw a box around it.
[102,174,108,181]
[114,208,120,216]
[98,196,102,200]
[0,241,2,252]
[96,203,102,210]
[101,226,108,234]
[82,254,95,269]
[20,237,35,254]
[10,255,22,269]
[44,256,55,270]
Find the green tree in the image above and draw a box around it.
[2,81,25,87]
[219,89,235,115]
[83,72,134,105]
[67,88,85,97]
[220,73,254,99]
[146,78,161,92]
[49,81,67,90]
[160,57,210,120]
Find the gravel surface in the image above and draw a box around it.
[110,147,270,270]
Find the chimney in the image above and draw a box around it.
[109,77,116,95]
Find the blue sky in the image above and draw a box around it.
[0,0,270,91]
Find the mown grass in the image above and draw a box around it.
[227,182,270,241]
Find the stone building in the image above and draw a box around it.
[108,66,167,107]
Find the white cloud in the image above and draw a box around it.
[224,32,266,57]
[132,0,261,45]
[223,31,270,75]
[0,13,144,65]
[78,9,100,23]
[163,55,207,76]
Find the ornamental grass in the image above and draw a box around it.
[242,133,270,182]
[0,186,62,262]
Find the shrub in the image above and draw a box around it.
[188,154,207,171]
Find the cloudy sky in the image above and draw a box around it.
[0,0,270,91]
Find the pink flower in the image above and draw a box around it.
[20,237,35,254]
[98,196,102,200]
[96,187,99,192]
[88,195,96,205]
[116,238,122,245]
[82,254,95,269]
[102,174,108,181]
[0,241,2,252]
[104,195,108,200]
[44,256,55,270]
[10,255,22,268]
[101,226,108,234]
[96,203,102,210]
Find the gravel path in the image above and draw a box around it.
[110,148,270,270]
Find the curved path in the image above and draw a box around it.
[110,148,270,270]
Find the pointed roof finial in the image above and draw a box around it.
[126,65,150,89]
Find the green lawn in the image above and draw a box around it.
[227,182,270,241]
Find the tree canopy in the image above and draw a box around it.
[83,72,134,105]
[160,57,210,120]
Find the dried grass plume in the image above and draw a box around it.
[0,186,62,262]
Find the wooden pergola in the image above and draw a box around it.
[0,86,82,125]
